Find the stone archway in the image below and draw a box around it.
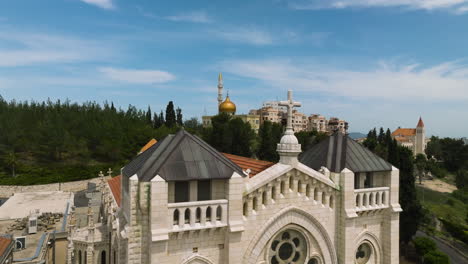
[181,254,215,264]
[243,206,337,264]
[353,232,382,264]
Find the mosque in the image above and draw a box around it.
[66,89,401,264]
[202,73,261,133]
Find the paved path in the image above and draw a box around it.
[416,231,467,264]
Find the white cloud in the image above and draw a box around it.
[80,0,114,10]
[215,28,274,45]
[0,31,113,67]
[290,0,468,13]
[165,11,212,23]
[99,67,175,84]
[219,58,468,101]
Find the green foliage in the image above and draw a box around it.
[413,237,437,256]
[426,136,468,172]
[176,107,183,126]
[256,121,281,162]
[165,101,176,127]
[203,113,255,157]
[183,118,203,136]
[0,96,186,185]
[440,218,468,245]
[295,130,328,152]
[423,250,450,264]
[455,170,468,189]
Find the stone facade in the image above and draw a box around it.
[68,91,400,264]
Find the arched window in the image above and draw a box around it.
[84,251,87,264]
[173,209,179,225]
[206,206,212,221]
[329,195,334,208]
[243,202,248,217]
[271,186,276,200]
[101,251,106,264]
[306,184,311,197]
[184,208,190,224]
[289,177,294,191]
[195,207,201,223]
[78,250,82,264]
[355,242,372,264]
[113,250,117,264]
[216,205,222,221]
[253,197,258,211]
[262,191,267,205]
[314,188,318,201]
[280,181,286,195]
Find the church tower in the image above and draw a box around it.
[415,117,425,155]
[218,72,223,106]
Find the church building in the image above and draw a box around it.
[391,117,427,156]
[67,91,401,264]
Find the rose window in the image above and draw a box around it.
[355,243,372,264]
[269,230,307,264]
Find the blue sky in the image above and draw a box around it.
[0,0,468,137]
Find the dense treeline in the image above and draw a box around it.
[0,96,182,184]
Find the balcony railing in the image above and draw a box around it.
[354,187,390,212]
[168,199,228,232]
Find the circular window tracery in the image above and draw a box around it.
[269,229,307,264]
[355,242,372,264]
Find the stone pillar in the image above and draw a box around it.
[150,175,169,260]
[126,175,151,264]
[226,173,244,264]
[338,168,358,264]
[383,167,402,264]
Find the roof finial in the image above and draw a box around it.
[277,90,302,165]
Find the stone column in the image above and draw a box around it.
[226,173,244,264]
[337,168,358,264]
[383,167,401,264]
[150,175,169,260]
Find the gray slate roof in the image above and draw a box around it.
[122,129,244,181]
[299,132,393,173]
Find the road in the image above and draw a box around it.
[416,231,467,264]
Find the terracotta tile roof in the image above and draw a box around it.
[108,175,122,207]
[391,128,416,137]
[0,236,12,259]
[222,153,274,178]
[395,137,410,142]
[417,117,425,128]
[139,139,157,154]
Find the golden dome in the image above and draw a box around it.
[219,95,236,113]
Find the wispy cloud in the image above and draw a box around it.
[219,58,468,101]
[164,11,212,23]
[80,0,114,10]
[99,67,175,84]
[0,30,113,67]
[289,0,468,13]
[214,28,274,45]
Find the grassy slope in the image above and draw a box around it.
[416,185,466,225]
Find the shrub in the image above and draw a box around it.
[413,237,436,256]
[423,250,450,264]
[440,218,468,245]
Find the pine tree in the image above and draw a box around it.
[159,111,165,125]
[153,113,161,128]
[176,107,183,126]
[146,106,152,125]
[165,101,176,127]
[378,127,385,144]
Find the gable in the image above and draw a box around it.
[122,130,244,181]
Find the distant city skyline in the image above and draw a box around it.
[1,0,467,137]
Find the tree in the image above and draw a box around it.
[455,170,468,189]
[4,151,18,177]
[165,101,176,127]
[413,237,436,256]
[257,121,278,162]
[176,107,183,126]
[159,111,165,126]
[415,154,427,184]
[422,250,450,264]
[153,112,161,128]
[204,113,255,157]
[183,118,202,135]
[145,106,152,125]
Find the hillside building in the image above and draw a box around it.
[391,117,427,156]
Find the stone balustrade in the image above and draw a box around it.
[354,187,390,212]
[168,199,228,232]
